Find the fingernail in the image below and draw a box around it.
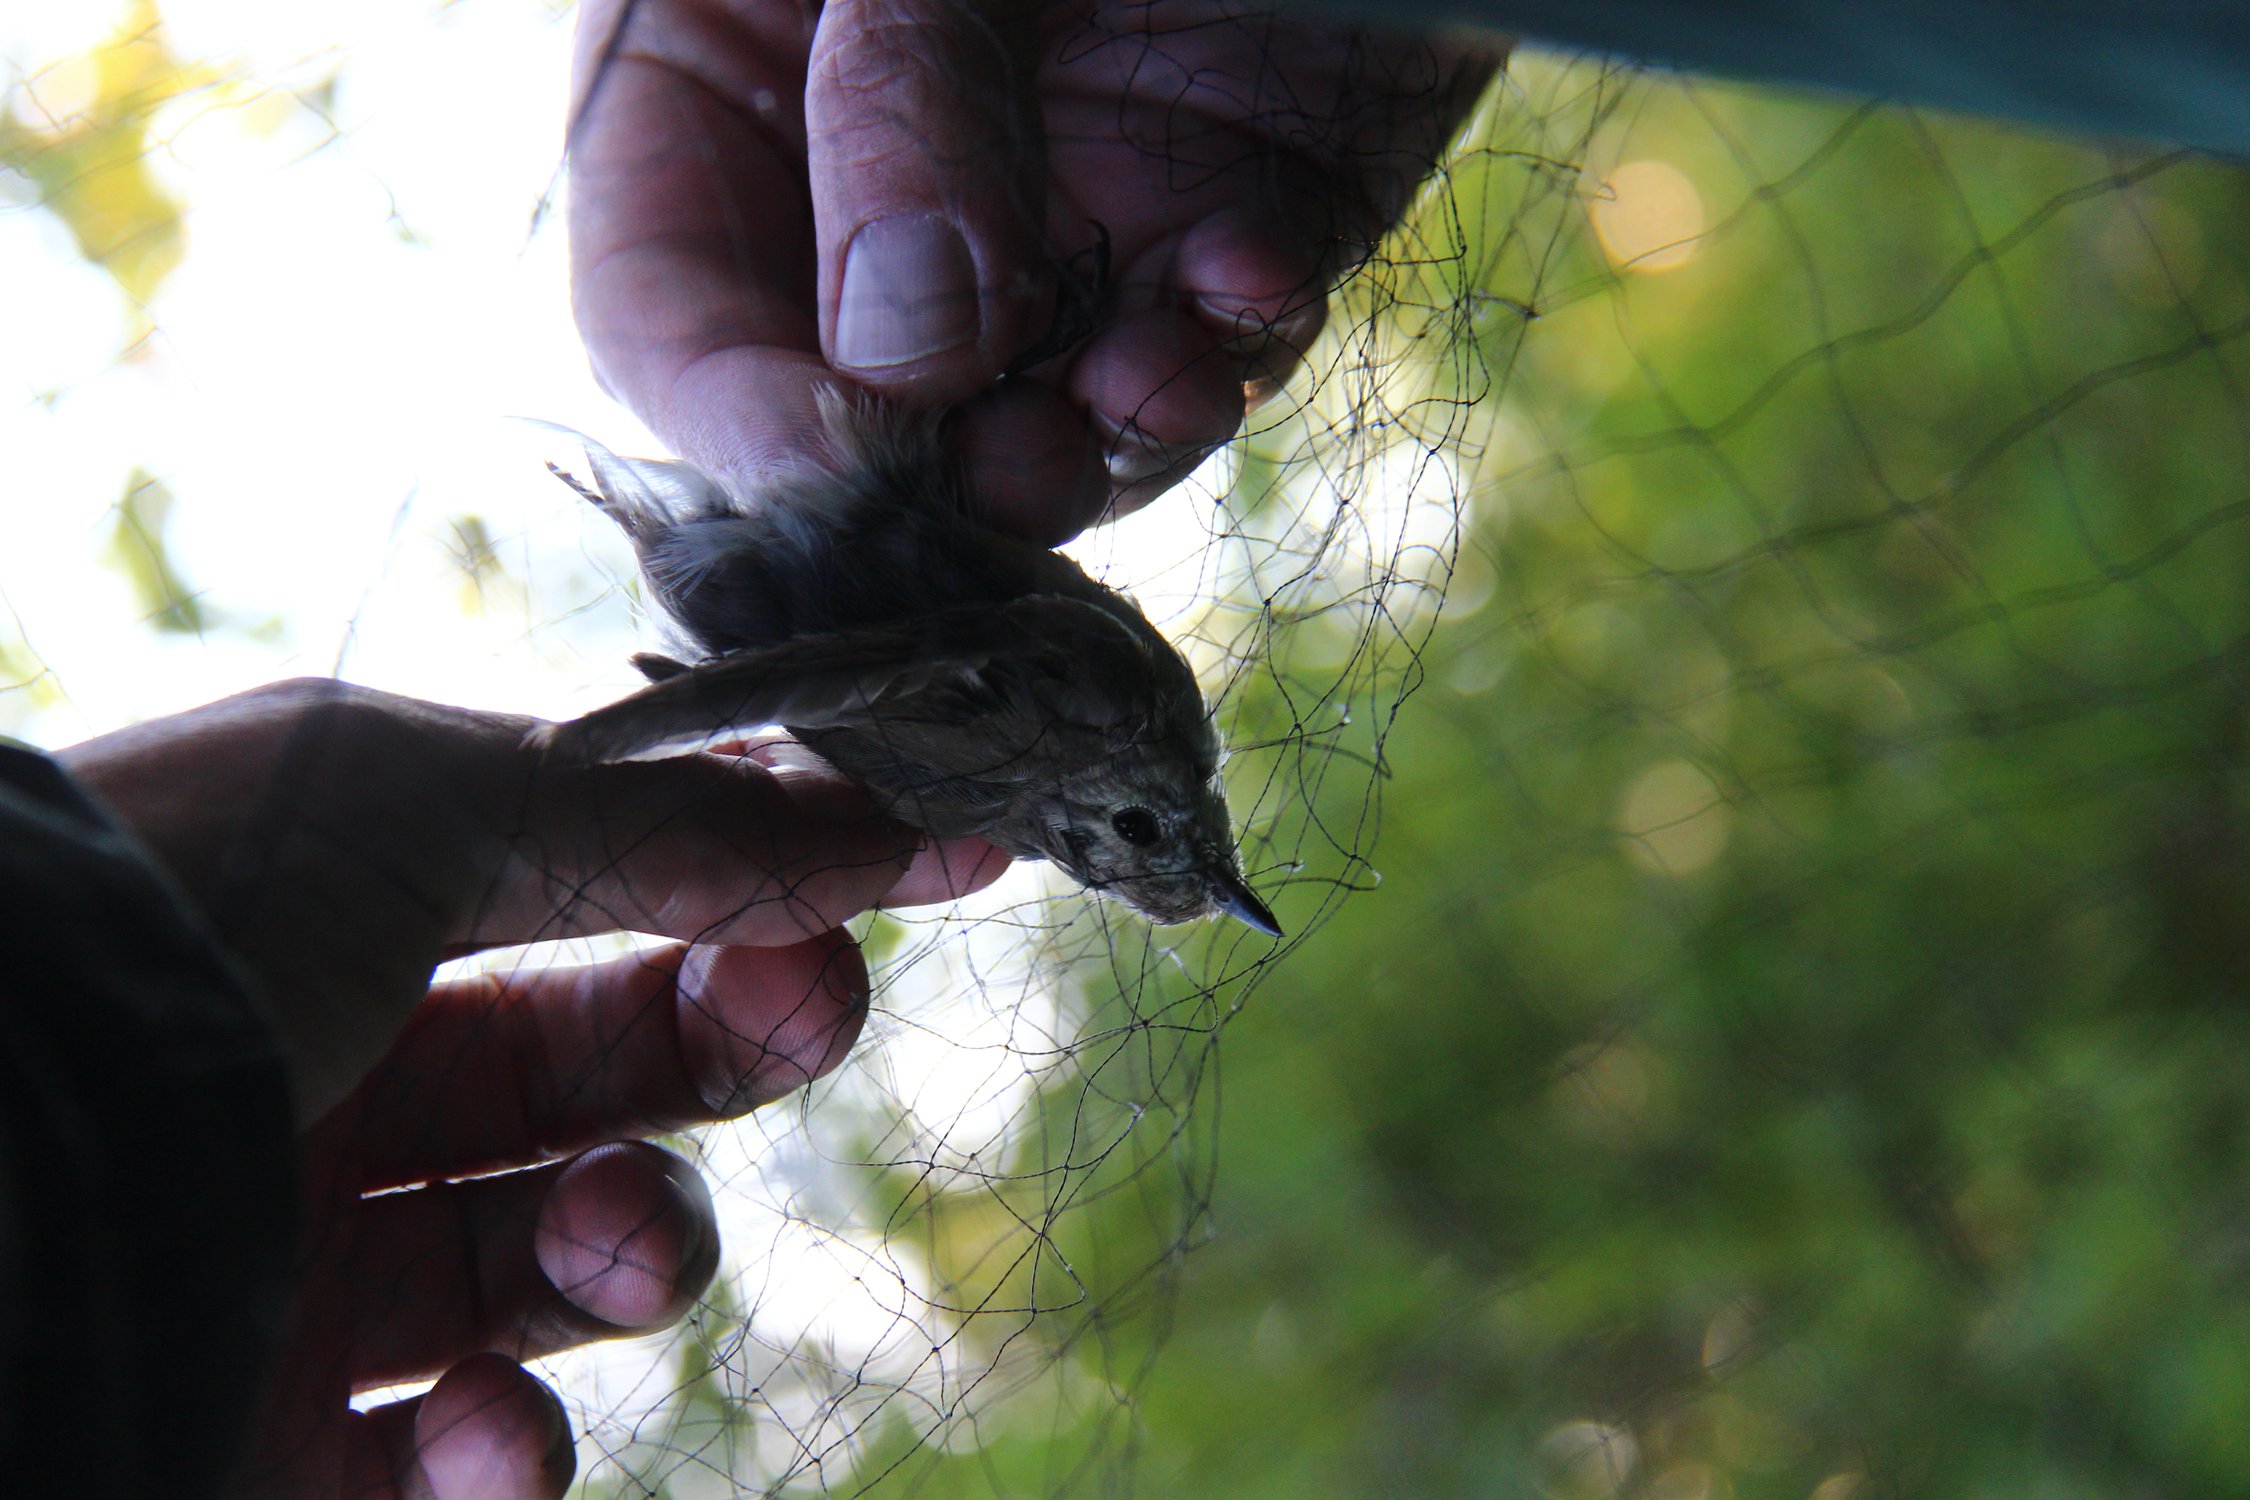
[1197,293,1323,356]
[1199,296,1319,411]
[837,213,980,369]
[1093,414,1220,490]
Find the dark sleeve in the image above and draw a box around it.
[1319,0,2250,155]
[0,741,297,1499]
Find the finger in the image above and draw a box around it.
[652,735,1017,906]
[944,210,1323,539]
[738,737,1017,905]
[1047,174,1338,518]
[469,747,922,951]
[235,1103,375,1498]
[947,378,1113,544]
[946,314,1259,542]
[808,0,1048,396]
[350,1354,575,1500]
[350,1142,718,1389]
[360,936,867,1189]
[1172,206,1330,411]
[1069,302,1250,517]
[885,833,1013,906]
[946,181,1334,536]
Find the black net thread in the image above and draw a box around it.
[9,6,2250,1497]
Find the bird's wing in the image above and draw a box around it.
[530,630,981,763]
[529,596,1135,764]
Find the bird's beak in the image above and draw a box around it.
[1210,866,1283,937]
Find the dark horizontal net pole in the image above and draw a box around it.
[1301,0,2250,154]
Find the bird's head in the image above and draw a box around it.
[1027,743,1280,936]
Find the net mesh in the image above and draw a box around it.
[6,3,2250,1497]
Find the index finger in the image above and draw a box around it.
[464,748,923,952]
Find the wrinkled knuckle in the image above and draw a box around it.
[237,676,399,753]
[246,674,363,716]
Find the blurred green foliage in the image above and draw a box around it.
[0,626,49,727]
[105,469,207,634]
[870,64,2250,1500]
[0,0,198,322]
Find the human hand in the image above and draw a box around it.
[60,679,1006,1497]
[567,0,1502,546]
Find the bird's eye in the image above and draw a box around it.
[1110,806,1161,847]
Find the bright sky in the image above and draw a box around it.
[0,0,650,750]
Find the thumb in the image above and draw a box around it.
[809,0,1049,397]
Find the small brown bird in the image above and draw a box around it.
[531,392,1280,936]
